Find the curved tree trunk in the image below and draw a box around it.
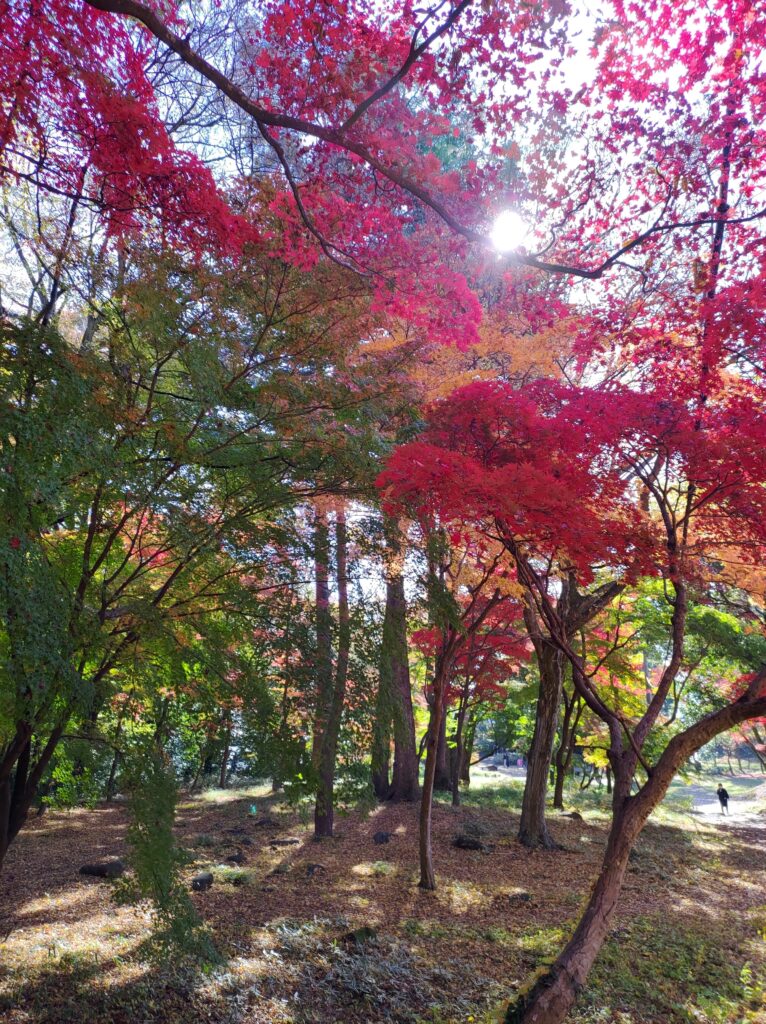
[506,667,766,1024]
[0,720,63,871]
[507,795,641,1023]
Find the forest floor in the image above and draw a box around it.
[1,771,765,1024]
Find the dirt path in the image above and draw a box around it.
[674,779,766,830]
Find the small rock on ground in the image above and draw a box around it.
[191,871,214,891]
[79,858,125,879]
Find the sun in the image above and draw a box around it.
[490,209,529,253]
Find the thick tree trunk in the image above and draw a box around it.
[313,507,350,840]
[0,721,62,872]
[507,795,641,1024]
[371,711,392,799]
[372,578,394,799]
[519,641,564,848]
[312,507,335,837]
[373,518,418,802]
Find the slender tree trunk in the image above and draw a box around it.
[419,664,446,890]
[388,574,419,801]
[553,693,582,810]
[190,743,208,793]
[272,633,295,792]
[434,710,452,791]
[451,691,469,807]
[105,712,124,801]
[552,697,573,811]
[520,641,564,848]
[106,749,121,801]
[461,715,476,785]
[219,716,231,789]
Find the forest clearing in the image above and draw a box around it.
[2,774,765,1024]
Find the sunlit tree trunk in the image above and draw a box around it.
[461,714,476,785]
[451,684,470,807]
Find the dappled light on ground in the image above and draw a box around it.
[2,778,765,1023]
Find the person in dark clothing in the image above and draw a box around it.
[716,784,730,814]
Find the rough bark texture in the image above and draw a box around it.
[0,720,62,871]
[312,507,350,840]
[519,599,567,849]
[371,585,394,800]
[507,800,641,1024]
[519,577,623,848]
[372,552,418,802]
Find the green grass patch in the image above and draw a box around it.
[581,915,755,1023]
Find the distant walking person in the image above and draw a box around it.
[716,784,730,815]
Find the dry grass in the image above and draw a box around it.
[1,784,764,1024]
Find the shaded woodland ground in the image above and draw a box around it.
[1,771,765,1024]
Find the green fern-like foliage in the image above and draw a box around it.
[116,748,219,963]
